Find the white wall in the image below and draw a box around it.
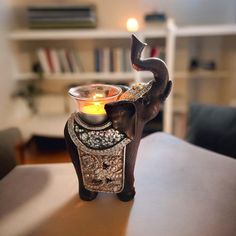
[9,0,236,29]
[139,0,236,25]
[0,0,14,126]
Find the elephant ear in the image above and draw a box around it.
[105,101,136,139]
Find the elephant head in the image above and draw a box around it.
[104,35,172,201]
[105,34,172,139]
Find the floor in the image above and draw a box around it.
[21,137,70,164]
[23,149,70,164]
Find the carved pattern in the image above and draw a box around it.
[77,148,125,193]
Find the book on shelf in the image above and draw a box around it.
[37,48,50,74]
[94,47,132,73]
[151,46,166,61]
[36,48,85,75]
[45,48,54,73]
[58,49,70,73]
[150,47,158,57]
[50,49,61,73]
[125,49,132,72]
[27,5,97,29]
[113,48,122,72]
[75,52,85,72]
[68,50,80,73]
[121,48,126,72]
[109,49,114,72]
[103,47,110,73]
[94,48,100,72]
[36,47,132,76]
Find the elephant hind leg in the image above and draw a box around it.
[117,188,136,202]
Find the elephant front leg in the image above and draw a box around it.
[117,141,140,202]
[77,168,98,201]
[117,170,136,202]
[64,123,98,201]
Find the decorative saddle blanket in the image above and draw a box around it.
[68,113,131,193]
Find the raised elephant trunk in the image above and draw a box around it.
[131,34,169,93]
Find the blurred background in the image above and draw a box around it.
[0,0,235,164]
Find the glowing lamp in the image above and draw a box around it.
[126,18,139,32]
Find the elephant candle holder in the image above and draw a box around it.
[64,34,172,202]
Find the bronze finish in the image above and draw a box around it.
[64,34,172,201]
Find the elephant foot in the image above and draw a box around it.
[79,188,98,201]
[117,188,136,202]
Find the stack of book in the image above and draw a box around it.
[36,47,133,75]
[94,47,132,73]
[28,5,96,29]
[36,48,84,74]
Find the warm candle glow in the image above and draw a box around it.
[82,101,106,115]
[69,84,122,125]
[93,93,104,99]
[126,18,139,32]
[81,93,107,115]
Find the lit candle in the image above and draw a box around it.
[69,84,122,125]
[81,93,107,115]
[82,102,106,115]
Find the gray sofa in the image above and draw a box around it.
[186,103,236,159]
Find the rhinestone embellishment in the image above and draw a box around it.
[119,80,153,101]
[78,149,125,193]
[75,125,125,150]
[67,113,132,193]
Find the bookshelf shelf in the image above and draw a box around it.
[9,29,168,41]
[140,70,230,80]
[14,72,135,82]
[9,29,133,41]
[176,24,236,37]
[141,29,167,38]
[174,70,230,79]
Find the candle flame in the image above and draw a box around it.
[93,93,104,99]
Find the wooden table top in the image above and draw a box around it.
[1,133,236,236]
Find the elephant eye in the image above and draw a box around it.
[143,97,150,106]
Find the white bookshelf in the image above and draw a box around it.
[173,24,236,137]
[9,29,133,40]
[8,22,236,136]
[13,24,236,40]
[13,72,135,81]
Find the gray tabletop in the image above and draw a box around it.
[1,132,236,236]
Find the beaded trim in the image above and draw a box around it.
[119,80,154,101]
[68,113,131,155]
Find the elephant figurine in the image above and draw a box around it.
[64,35,172,201]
